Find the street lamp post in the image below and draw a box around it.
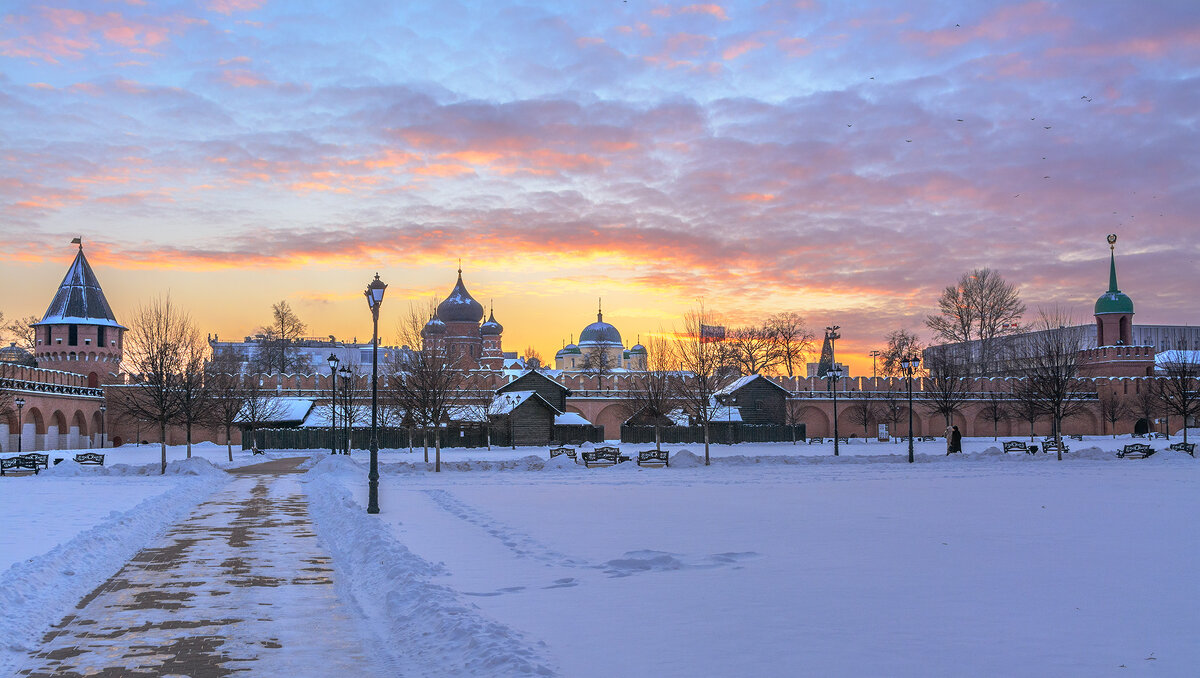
[99,404,106,448]
[327,353,340,456]
[15,397,25,453]
[870,350,881,379]
[364,273,387,515]
[339,366,352,455]
[827,366,844,456]
[902,355,920,464]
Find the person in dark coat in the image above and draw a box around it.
[947,425,963,454]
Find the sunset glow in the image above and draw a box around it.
[3,1,1198,374]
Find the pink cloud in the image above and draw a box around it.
[0,7,200,63]
[679,4,729,21]
[777,37,814,57]
[903,2,1070,54]
[723,38,763,60]
[206,0,267,15]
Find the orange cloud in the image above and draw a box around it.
[220,68,272,88]
[735,193,776,202]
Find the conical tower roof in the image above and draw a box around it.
[33,243,125,328]
[1095,236,1134,315]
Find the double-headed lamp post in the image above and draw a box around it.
[826,366,844,456]
[339,366,352,454]
[365,273,387,515]
[327,353,340,456]
[99,404,106,448]
[15,397,25,452]
[901,355,920,464]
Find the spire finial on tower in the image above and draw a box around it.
[1106,233,1119,293]
[457,258,462,277]
[597,297,603,323]
[71,236,82,250]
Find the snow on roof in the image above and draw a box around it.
[1156,350,1200,367]
[490,390,559,415]
[554,412,592,426]
[236,397,315,425]
[714,374,787,396]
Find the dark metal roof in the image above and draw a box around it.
[436,271,484,323]
[34,247,125,329]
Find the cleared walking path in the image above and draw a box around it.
[17,457,380,677]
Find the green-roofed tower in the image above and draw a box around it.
[1094,234,1134,347]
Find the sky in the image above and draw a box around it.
[1,0,1198,376]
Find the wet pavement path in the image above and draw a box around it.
[17,457,378,677]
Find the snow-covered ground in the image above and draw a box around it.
[307,438,1200,677]
[3,437,1198,676]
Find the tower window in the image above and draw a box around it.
[98,326,106,347]
[69,325,78,346]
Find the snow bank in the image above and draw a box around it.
[541,454,579,471]
[0,474,228,675]
[304,475,556,676]
[670,450,704,467]
[306,454,366,476]
[39,459,91,477]
[163,456,226,476]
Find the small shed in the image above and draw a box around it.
[714,375,789,425]
[489,390,560,446]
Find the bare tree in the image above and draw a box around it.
[671,306,732,465]
[728,324,780,376]
[206,355,246,462]
[1010,309,1090,459]
[844,391,882,440]
[580,344,616,385]
[1096,388,1130,438]
[922,355,971,430]
[522,346,543,370]
[175,324,214,459]
[336,363,366,454]
[880,329,926,377]
[979,388,1009,441]
[1128,381,1162,437]
[878,385,905,443]
[925,268,1025,374]
[766,311,814,378]
[1007,381,1042,441]
[238,376,286,453]
[122,296,188,474]
[5,315,39,352]
[1156,352,1199,443]
[255,300,308,374]
[621,335,680,451]
[393,304,468,471]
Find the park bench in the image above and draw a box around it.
[1132,432,1146,439]
[918,436,937,442]
[1066,434,1083,441]
[1168,442,1195,457]
[549,446,577,460]
[637,449,669,467]
[1003,441,1029,454]
[26,453,49,470]
[74,452,105,466]
[1149,432,1169,440]
[582,447,624,468]
[1,455,41,476]
[1042,440,1069,455]
[1117,443,1154,459]
[806,437,824,445]
[836,437,850,445]
[251,448,265,456]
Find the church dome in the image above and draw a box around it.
[559,343,581,356]
[480,309,503,336]
[436,271,484,323]
[630,343,647,355]
[0,342,36,367]
[424,317,446,334]
[1095,291,1133,315]
[578,311,622,347]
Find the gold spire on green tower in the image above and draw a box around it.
[1095,234,1134,315]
